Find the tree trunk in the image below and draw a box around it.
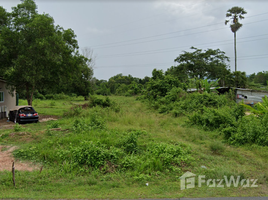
[26,85,34,106]
[234,31,237,72]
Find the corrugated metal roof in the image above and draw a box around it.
[10,105,32,111]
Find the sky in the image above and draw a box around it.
[1,0,268,80]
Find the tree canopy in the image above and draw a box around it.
[225,6,247,72]
[166,47,230,82]
[0,0,93,105]
[225,6,247,33]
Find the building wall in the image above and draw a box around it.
[236,89,268,104]
[0,80,16,118]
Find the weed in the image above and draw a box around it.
[48,121,60,129]
[209,141,225,154]
[14,124,25,132]
[117,132,139,154]
[50,101,56,107]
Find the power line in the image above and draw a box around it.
[94,53,268,69]
[89,12,268,49]
[91,18,268,50]
[96,62,173,69]
[89,3,238,41]
[96,34,268,58]
[91,22,223,48]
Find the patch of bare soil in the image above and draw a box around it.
[39,115,59,123]
[0,118,14,129]
[245,112,251,116]
[0,146,39,171]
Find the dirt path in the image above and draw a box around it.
[0,146,39,171]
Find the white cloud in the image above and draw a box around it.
[154,0,219,27]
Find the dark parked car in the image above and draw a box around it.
[9,106,39,124]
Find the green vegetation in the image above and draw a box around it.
[225,6,247,72]
[0,95,267,198]
[0,0,94,104]
[0,1,267,198]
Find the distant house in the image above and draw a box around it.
[0,79,17,119]
[188,87,268,105]
[235,88,268,104]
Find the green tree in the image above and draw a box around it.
[225,71,247,88]
[0,0,88,105]
[253,71,268,86]
[145,70,183,100]
[169,47,229,81]
[225,6,247,72]
[107,73,136,94]
[69,54,94,100]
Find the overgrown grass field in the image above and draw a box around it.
[0,95,267,198]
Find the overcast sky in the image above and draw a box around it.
[2,0,268,80]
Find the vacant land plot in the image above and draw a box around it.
[0,96,267,199]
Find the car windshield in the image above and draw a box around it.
[19,107,35,113]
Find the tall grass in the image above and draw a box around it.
[0,95,266,198]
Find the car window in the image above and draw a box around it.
[19,107,35,113]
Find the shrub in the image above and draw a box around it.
[48,121,60,129]
[147,143,192,167]
[50,101,56,107]
[223,114,268,146]
[209,141,225,154]
[34,92,46,100]
[89,111,106,130]
[63,106,83,117]
[89,96,120,112]
[65,141,123,169]
[147,91,235,115]
[187,106,236,131]
[72,118,90,133]
[44,94,54,99]
[14,124,25,132]
[89,96,112,108]
[117,132,139,154]
[53,92,69,100]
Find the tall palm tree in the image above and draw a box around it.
[225,6,247,72]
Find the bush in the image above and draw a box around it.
[63,106,83,117]
[147,143,192,167]
[45,94,54,99]
[209,141,225,154]
[34,92,46,100]
[117,132,139,154]
[147,91,235,115]
[48,121,60,129]
[88,96,120,112]
[72,118,91,133]
[89,96,112,108]
[89,111,106,129]
[14,124,25,132]
[53,92,69,100]
[50,101,56,107]
[45,93,70,100]
[58,141,124,170]
[188,103,268,146]
[187,106,236,131]
[223,114,268,146]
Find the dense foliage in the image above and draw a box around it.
[14,108,193,175]
[93,73,149,96]
[0,0,93,104]
[135,65,267,147]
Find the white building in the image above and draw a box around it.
[0,79,17,119]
